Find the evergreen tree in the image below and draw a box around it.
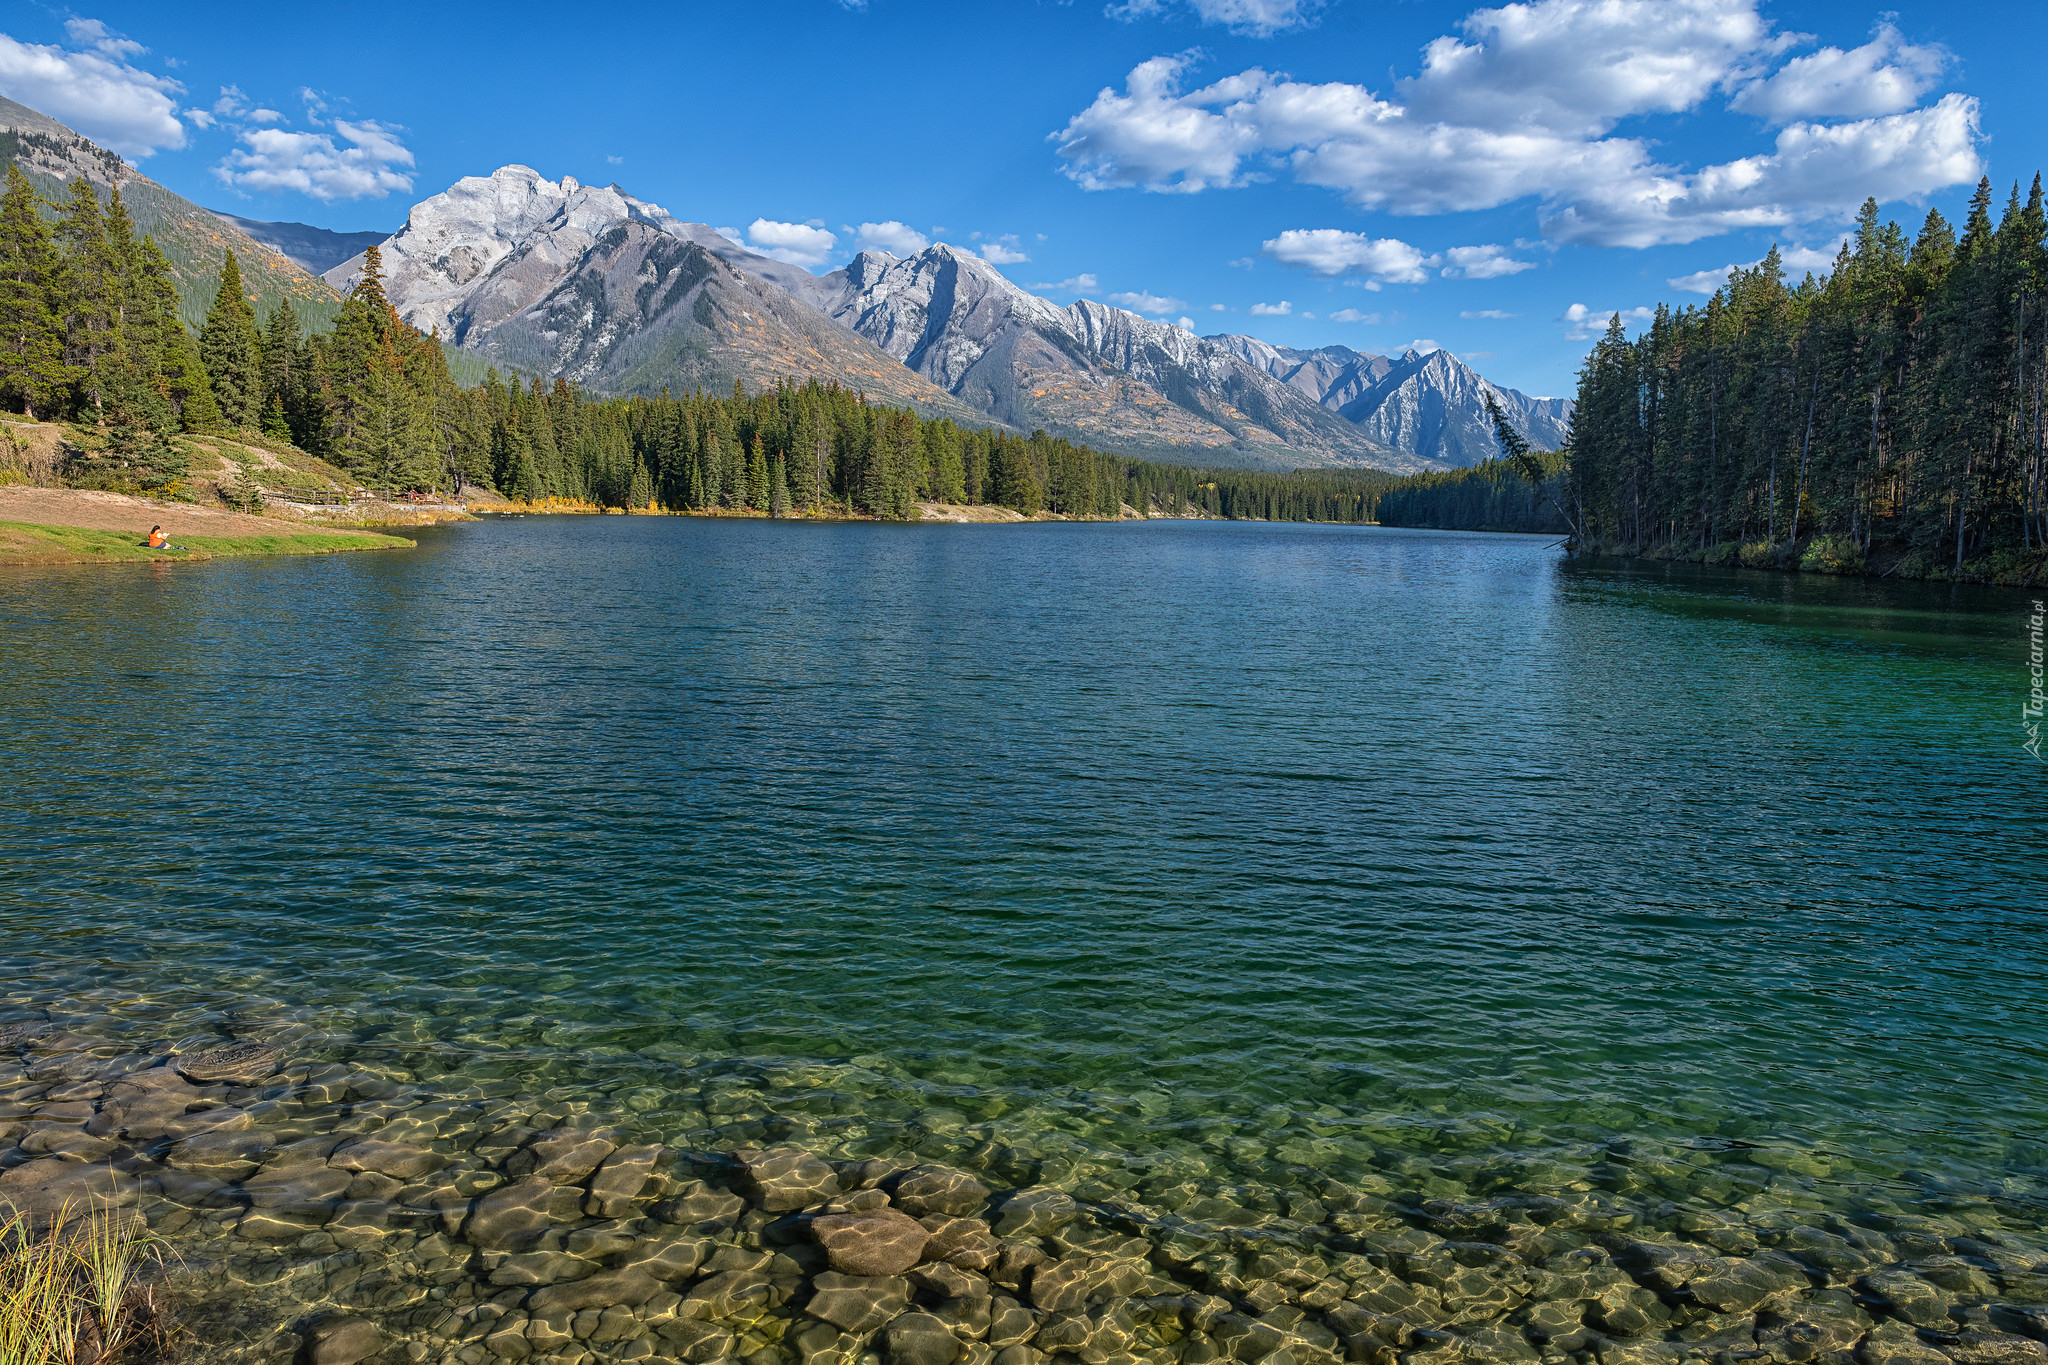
[0,165,66,419]
[747,435,769,510]
[199,251,263,427]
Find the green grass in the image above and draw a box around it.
[0,521,414,565]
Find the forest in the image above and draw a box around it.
[0,165,1392,525]
[1561,177,2048,579]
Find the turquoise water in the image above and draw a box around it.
[1,517,2044,1362]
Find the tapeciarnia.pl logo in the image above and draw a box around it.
[2027,598,2045,760]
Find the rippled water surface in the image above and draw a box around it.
[2,516,2044,1365]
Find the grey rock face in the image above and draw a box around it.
[1211,336,1576,468]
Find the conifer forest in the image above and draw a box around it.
[1560,178,2048,578]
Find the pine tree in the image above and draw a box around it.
[770,451,788,517]
[0,165,66,419]
[199,251,263,427]
[261,299,300,418]
[54,177,125,414]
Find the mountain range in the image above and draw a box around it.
[0,94,1571,474]
[329,165,1570,472]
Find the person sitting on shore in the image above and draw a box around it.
[145,525,168,548]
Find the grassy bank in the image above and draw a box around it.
[0,521,414,566]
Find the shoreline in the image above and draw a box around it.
[0,519,416,565]
[0,485,418,564]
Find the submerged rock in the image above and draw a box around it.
[813,1208,931,1276]
[735,1146,842,1212]
[306,1317,384,1365]
[175,1042,285,1085]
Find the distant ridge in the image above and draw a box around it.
[209,213,390,275]
[1211,337,1574,467]
[813,246,1419,471]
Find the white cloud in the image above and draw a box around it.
[1176,315,1198,330]
[1249,300,1292,315]
[1030,273,1100,293]
[1401,339,1442,354]
[1436,244,1533,278]
[852,221,930,256]
[1562,303,1654,340]
[62,18,144,59]
[1108,290,1188,316]
[214,118,415,201]
[1207,302,1225,311]
[1460,309,1518,318]
[213,84,246,117]
[248,108,283,124]
[0,25,184,157]
[741,218,839,268]
[1052,1,1982,249]
[1329,307,1381,323]
[980,235,1030,265]
[1262,229,1429,282]
[1105,0,1322,37]
[606,155,624,165]
[715,226,745,244]
[1667,238,1847,293]
[1731,23,1945,124]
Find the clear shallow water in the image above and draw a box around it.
[2,518,2044,1363]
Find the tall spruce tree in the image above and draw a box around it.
[199,251,263,427]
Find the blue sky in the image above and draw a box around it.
[1,0,2039,397]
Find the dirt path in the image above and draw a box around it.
[0,486,387,540]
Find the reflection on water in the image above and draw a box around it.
[1,519,2043,1365]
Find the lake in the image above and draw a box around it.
[1,515,2043,1365]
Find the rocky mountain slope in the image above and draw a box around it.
[813,247,1414,471]
[210,213,390,275]
[0,96,342,330]
[1214,337,1575,465]
[323,166,989,423]
[328,162,1560,472]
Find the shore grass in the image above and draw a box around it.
[0,1201,172,1365]
[0,520,414,566]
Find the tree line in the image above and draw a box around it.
[1372,452,1569,534]
[1563,176,2048,577]
[0,164,1400,524]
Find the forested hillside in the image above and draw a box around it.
[0,96,340,332]
[1565,178,2048,580]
